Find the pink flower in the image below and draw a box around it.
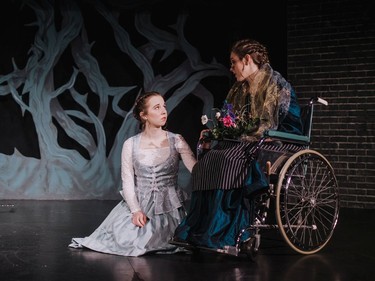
[222,115,236,127]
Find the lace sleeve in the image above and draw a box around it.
[121,138,141,213]
[175,134,197,173]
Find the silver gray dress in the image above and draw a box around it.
[68,132,196,256]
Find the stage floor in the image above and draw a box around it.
[1,200,374,281]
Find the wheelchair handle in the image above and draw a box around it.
[312,97,328,106]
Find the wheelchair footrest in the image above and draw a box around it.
[221,245,240,256]
[193,245,241,257]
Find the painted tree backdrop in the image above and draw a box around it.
[0,0,285,199]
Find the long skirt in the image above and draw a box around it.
[173,140,268,249]
[69,196,187,257]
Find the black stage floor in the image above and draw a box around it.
[1,200,374,281]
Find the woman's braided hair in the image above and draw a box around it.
[231,39,270,67]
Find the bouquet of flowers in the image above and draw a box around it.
[201,100,259,140]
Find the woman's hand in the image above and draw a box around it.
[199,129,212,149]
[199,129,211,140]
[132,211,148,227]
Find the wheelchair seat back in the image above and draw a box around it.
[256,97,328,176]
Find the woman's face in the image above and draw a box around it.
[230,52,257,82]
[230,52,246,81]
[141,95,167,128]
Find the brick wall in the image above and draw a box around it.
[287,0,375,208]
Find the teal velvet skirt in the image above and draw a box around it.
[174,160,268,249]
[174,188,250,249]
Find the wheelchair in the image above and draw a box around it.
[172,97,340,260]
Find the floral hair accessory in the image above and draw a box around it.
[201,100,260,140]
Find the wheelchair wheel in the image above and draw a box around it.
[275,149,339,254]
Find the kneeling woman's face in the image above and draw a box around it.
[141,95,168,128]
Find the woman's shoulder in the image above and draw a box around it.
[166,131,187,147]
[166,131,181,138]
[123,133,141,145]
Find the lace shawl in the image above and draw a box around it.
[226,63,293,141]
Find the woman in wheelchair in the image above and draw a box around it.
[171,39,303,252]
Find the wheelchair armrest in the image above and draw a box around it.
[264,130,310,145]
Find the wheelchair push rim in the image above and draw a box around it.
[275,149,340,255]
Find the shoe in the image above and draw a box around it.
[169,237,191,247]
